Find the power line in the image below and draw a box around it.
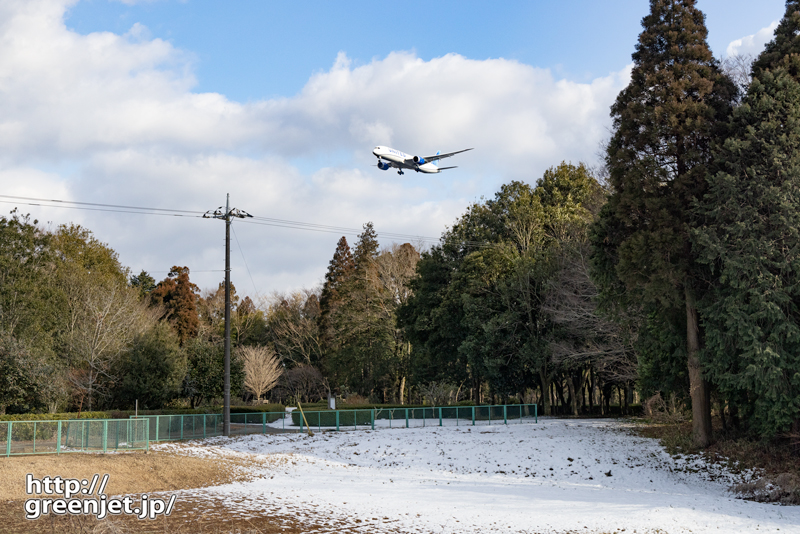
[0,194,203,215]
[0,193,492,248]
[231,224,260,299]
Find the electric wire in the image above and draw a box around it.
[231,225,261,300]
[0,193,493,248]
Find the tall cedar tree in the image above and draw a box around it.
[328,222,395,396]
[694,1,800,437]
[318,237,355,356]
[150,266,200,344]
[591,0,735,446]
[752,1,800,77]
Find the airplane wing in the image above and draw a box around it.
[438,166,458,171]
[421,148,473,162]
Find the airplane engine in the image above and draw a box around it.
[412,156,426,164]
[377,160,391,171]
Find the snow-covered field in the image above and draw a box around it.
[154,418,800,533]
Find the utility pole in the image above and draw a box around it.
[203,194,252,436]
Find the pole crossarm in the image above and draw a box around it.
[202,207,253,220]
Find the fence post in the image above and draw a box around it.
[57,421,62,455]
[472,406,475,426]
[103,420,108,453]
[504,405,507,425]
[33,422,37,453]
[146,419,150,452]
[203,415,207,439]
[371,409,375,431]
[155,416,160,442]
[535,403,538,423]
[6,422,11,457]
[336,410,340,432]
[405,408,409,428]
[439,407,442,427]
[180,415,184,440]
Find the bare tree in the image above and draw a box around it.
[63,279,157,410]
[279,365,327,404]
[542,247,639,384]
[237,345,282,401]
[265,289,322,367]
[419,380,463,406]
[721,53,754,102]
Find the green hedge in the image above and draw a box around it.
[110,404,285,419]
[227,404,285,414]
[0,412,110,422]
[2,420,59,441]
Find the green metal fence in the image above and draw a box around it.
[136,404,538,441]
[2,404,537,455]
[292,404,538,433]
[2,418,149,456]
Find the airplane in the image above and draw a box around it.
[372,146,473,175]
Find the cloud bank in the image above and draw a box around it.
[726,21,779,57]
[0,0,630,294]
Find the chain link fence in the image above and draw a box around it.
[2,404,538,456]
[2,418,149,456]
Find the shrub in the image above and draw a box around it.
[0,411,110,422]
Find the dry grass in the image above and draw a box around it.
[0,446,414,534]
[0,448,299,534]
[0,449,265,501]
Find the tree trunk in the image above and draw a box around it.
[539,368,550,416]
[588,368,595,416]
[686,287,712,447]
[399,376,406,405]
[566,377,576,416]
[555,379,567,413]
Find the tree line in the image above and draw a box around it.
[3,0,800,448]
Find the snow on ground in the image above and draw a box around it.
[154,418,800,533]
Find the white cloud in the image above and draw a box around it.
[0,0,631,294]
[726,21,778,57]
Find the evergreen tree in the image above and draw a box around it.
[112,323,186,409]
[319,237,355,320]
[150,266,200,344]
[130,270,156,299]
[353,222,380,272]
[752,1,800,76]
[328,223,395,397]
[695,2,800,436]
[0,211,62,349]
[590,0,735,446]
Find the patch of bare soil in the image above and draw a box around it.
[0,448,288,533]
[0,449,267,501]
[0,447,412,534]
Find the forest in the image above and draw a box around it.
[3,0,800,449]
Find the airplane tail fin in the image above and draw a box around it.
[433,150,440,167]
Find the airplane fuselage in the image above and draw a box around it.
[373,146,442,174]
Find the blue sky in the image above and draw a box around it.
[64,1,784,101]
[0,0,787,298]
